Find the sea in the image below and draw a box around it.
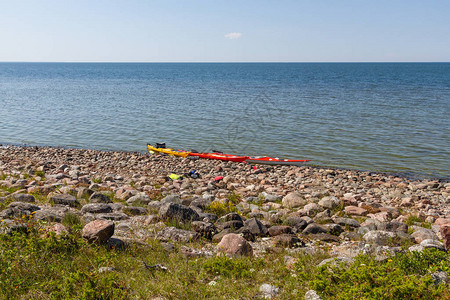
[0,63,449,180]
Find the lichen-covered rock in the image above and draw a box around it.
[156,226,199,243]
[50,194,80,207]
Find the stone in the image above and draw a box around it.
[156,227,199,243]
[431,271,449,285]
[243,217,269,237]
[282,191,307,208]
[12,193,35,203]
[344,206,368,216]
[126,194,152,206]
[305,290,322,300]
[272,234,305,248]
[377,221,408,233]
[420,239,445,251]
[89,192,112,204]
[303,223,329,234]
[318,196,340,210]
[440,225,450,250]
[81,203,113,214]
[301,203,323,217]
[284,216,308,231]
[122,206,148,216]
[309,233,340,243]
[259,284,279,299]
[82,220,115,243]
[411,228,438,243]
[268,225,293,236]
[216,212,243,223]
[363,230,396,246]
[217,233,253,257]
[50,194,80,208]
[191,221,216,239]
[158,203,200,223]
[318,257,355,267]
[332,217,360,228]
[217,220,244,231]
[48,223,69,235]
[160,194,182,204]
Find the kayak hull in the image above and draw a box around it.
[147,145,189,157]
[245,157,310,166]
[189,152,249,162]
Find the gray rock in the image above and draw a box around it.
[81,203,113,214]
[50,194,80,208]
[332,217,360,228]
[156,226,199,243]
[160,194,182,204]
[305,289,322,300]
[89,192,112,204]
[159,203,200,223]
[411,228,438,243]
[284,216,308,231]
[96,212,130,221]
[272,234,305,248]
[318,196,340,210]
[420,239,445,251]
[190,198,212,209]
[431,271,449,285]
[259,283,279,299]
[123,206,148,216]
[8,201,40,213]
[217,220,244,231]
[243,217,269,237]
[377,221,408,233]
[282,191,307,208]
[216,213,243,224]
[12,193,35,203]
[191,221,216,239]
[363,230,396,246]
[126,194,152,206]
[260,192,281,202]
[318,257,355,267]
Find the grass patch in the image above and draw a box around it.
[0,219,448,299]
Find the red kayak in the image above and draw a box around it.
[245,157,310,166]
[189,152,249,162]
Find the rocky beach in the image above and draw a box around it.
[1,145,449,299]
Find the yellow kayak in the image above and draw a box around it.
[147,145,189,157]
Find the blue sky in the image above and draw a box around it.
[1,0,449,62]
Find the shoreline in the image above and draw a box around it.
[1,143,449,297]
[1,143,448,183]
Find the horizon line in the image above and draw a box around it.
[1,61,450,64]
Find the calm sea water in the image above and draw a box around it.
[0,63,449,180]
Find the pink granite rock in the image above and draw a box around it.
[82,220,114,243]
[217,233,253,257]
[344,206,368,216]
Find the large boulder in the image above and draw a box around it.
[82,220,115,243]
[217,233,253,257]
[282,192,307,208]
[243,217,268,237]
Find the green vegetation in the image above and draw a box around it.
[0,217,448,299]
